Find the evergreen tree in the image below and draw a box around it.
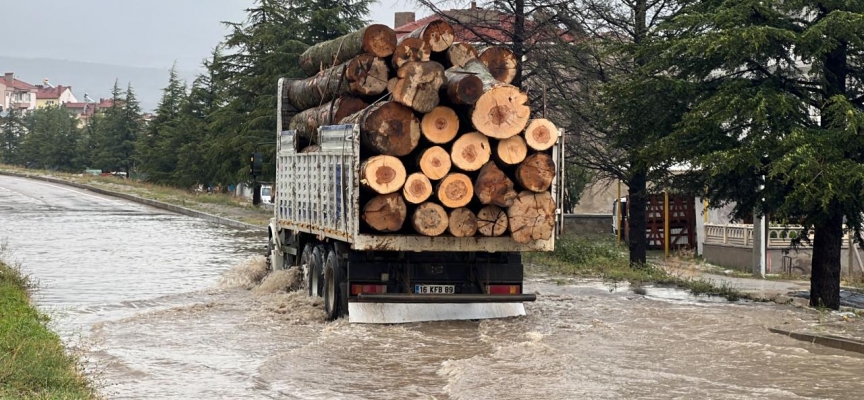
[653,0,864,308]
[137,64,188,183]
[0,108,26,166]
[19,106,82,171]
[92,80,142,176]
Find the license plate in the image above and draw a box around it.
[414,284,455,294]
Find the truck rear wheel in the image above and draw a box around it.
[323,248,345,320]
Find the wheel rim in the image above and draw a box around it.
[326,266,335,315]
[311,270,319,297]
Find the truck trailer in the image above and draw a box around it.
[266,78,565,324]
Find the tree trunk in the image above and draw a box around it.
[417,146,452,180]
[462,59,530,139]
[516,153,555,192]
[524,119,558,151]
[362,193,407,232]
[421,106,459,144]
[436,173,473,208]
[285,55,388,110]
[288,97,368,146]
[404,20,454,52]
[628,169,648,266]
[451,131,491,172]
[448,208,478,237]
[477,205,508,237]
[392,37,431,69]
[299,24,397,76]
[474,161,517,207]
[443,70,483,105]
[341,101,420,156]
[360,155,407,194]
[447,42,478,68]
[389,61,446,113]
[508,191,556,244]
[478,46,518,84]
[495,135,528,165]
[412,202,449,236]
[810,205,844,309]
[403,172,433,204]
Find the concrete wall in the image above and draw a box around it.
[563,214,613,236]
[703,243,857,276]
[574,178,621,214]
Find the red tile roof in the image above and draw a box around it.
[2,76,36,91]
[395,9,573,44]
[36,85,72,100]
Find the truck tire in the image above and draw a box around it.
[310,244,327,298]
[300,244,317,297]
[323,248,345,320]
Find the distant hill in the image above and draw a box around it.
[0,57,200,112]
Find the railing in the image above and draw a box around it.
[704,223,848,248]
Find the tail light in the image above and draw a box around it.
[351,284,387,295]
[487,285,521,295]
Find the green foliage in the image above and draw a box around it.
[0,109,26,165]
[0,261,96,399]
[136,64,189,184]
[2,106,84,172]
[91,81,142,175]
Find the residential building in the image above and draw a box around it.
[63,97,116,126]
[35,80,79,108]
[0,72,38,112]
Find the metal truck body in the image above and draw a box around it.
[267,78,564,323]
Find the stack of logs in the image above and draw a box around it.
[285,21,558,244]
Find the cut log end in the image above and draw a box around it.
[447,42,478,68]
[344,101,421,156]
[364,24,398,57]
[393,37,431,69]
[391,61,446,113]
[412,20,455,52]
[412,202,449,236]
[403,173,433,204]
[437,173,474,208]
[477,205,509,237]
[508,191,556,243]
[496,135,528,165]
[478,46,518,84]
[448,208,478,237]
[451,132,491,172]
[363,193,407,232]
[516,153,556,193]
[360,155,407,194]
[443,72,483,105]
[346,55,390,96]
[472,86,531,139]
[524,119,559,151]
[418,146,452,180]
[421,106,459,144]
[474,161,518,208]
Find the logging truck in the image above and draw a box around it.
[265,22,564,324]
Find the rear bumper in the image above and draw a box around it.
[348,302,527,324]
[354,293,537,303]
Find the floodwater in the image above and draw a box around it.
[1,174,863,399]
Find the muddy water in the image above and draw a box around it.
[2,175,864,399]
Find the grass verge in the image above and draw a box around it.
[0,261,96,399]
[525,234,746,301]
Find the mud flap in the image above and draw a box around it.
[348,302,526,324]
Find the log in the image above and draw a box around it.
[451,132,491,172]
[508,191,556,244]
[412,202,449,236]
[443,70,483,105]
[524,118,559,151]
[474,161,518,208]
[286,55,388,110]
[341,101,421,156]
[392,37,431,69]
[360,155,407,194]
[403,172,433,204]
[436,173,474,208]
[516,153,555,193]
[478,46,518,84]
[496,135,528,165]
[299,24,397,76]
[421,106,459,144]
[362,193,407,232]
[418,146,451,180]
[447,42,478,68]
[288,97,368,146]
[404,20,455,53]
[448,207,478,237]
[477,205,508,237]
[389,61,446,113]
[462,59,530,139]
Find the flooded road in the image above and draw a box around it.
[2,174,863,399]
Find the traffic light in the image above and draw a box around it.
[250,152,262,178]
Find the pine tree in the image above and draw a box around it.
[653,0,864,308]
[137,64,188,184]
[0,108,26,165]
[92,80,142,176]
[19,106,82,171]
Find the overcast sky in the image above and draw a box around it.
[5,0,427,71]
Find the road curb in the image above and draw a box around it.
[0,171,267,232]
[768,327,864,355]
